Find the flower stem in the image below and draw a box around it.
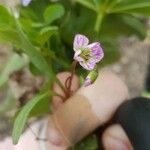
[94,12,103,33]
[65,60,77,99]
[55,77,68,96]
[53,92,66,101]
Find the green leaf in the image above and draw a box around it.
[29,95,50,117]
[0,5,11,30]
[36,26,58,46]
[12,91,50,144]
[142,91,150,99]
[100,14,146,40]
[108,0,150,16]
[0,29,21,47]
[76,0,97,12]
[0,53,25,87]
[121,15,146,40]
[0,88,16,114]
[44,4,65,24]
[70,135,98,150]
[100,41,121,66]
[14,17,54,79]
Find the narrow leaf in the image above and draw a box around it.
[14,17,53,79]
[12,91,50,144]
[0,53,24,87]
[108,1,150,16]
[0,5,11,30]
[76,0,97,12]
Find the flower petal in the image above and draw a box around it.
[79,59,96,71]
[73,34,89,51]
[73,50,84,62]
[87,42,104,63]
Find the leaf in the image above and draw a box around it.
[29,95,50,117]
[108,0,150,16]
[36,26,58,46]
[100,41,121,66]
[70,135,98,150]
[44,4,65,24]
[14,17,54,79]
[0,88,16,114]
[142,91,150,99]
[0,5,11,30]
[120,15,146,40]
[0,53,25,87]
[76,0,97,12]
[12,91,50,144]
[100,14,146,40]
[0,29,21,47]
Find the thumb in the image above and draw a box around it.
[102,124,133,150]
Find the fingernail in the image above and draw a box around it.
[105,136,129,150]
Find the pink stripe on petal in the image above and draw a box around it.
[88,42,104,63]
[73,34,89,51]
[80,59,96,70]
[86,59,96,70]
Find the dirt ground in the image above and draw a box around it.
[110,35,150,98]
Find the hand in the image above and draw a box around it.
[47,69,133,150]
[0,69,133,150]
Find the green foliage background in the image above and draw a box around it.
[0,0,150,149]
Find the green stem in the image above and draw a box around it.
[94,12,104,33]
[94,0,110,33]
[65,60,77,99]
[53,92,66,101]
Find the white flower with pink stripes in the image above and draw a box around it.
[73,34,104,71]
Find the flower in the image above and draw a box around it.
[21,0,32,6]
[83,68,98,87]
[73,34,104,71]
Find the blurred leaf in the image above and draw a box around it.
[44,4,65,24]
[0,5,11,30]
[100,41,121,66]
[29,62,43,75]
[109,0,150,16]
[120,15,146,40]
[36,26,58,46]
[29,95,50,117]
[14,17,54,79]
[100,14,146,40]
[142,91,150,99]
[70,135,98,150]
[12,90,50,144]
[75,0,97,12]
[93,0,101,6]
[20,0,50,22]
[0,53,25,87]
[0,88,16,114]
[19,18,39,43]
[0,30,21,47]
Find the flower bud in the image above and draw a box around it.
[83,69,98,87]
